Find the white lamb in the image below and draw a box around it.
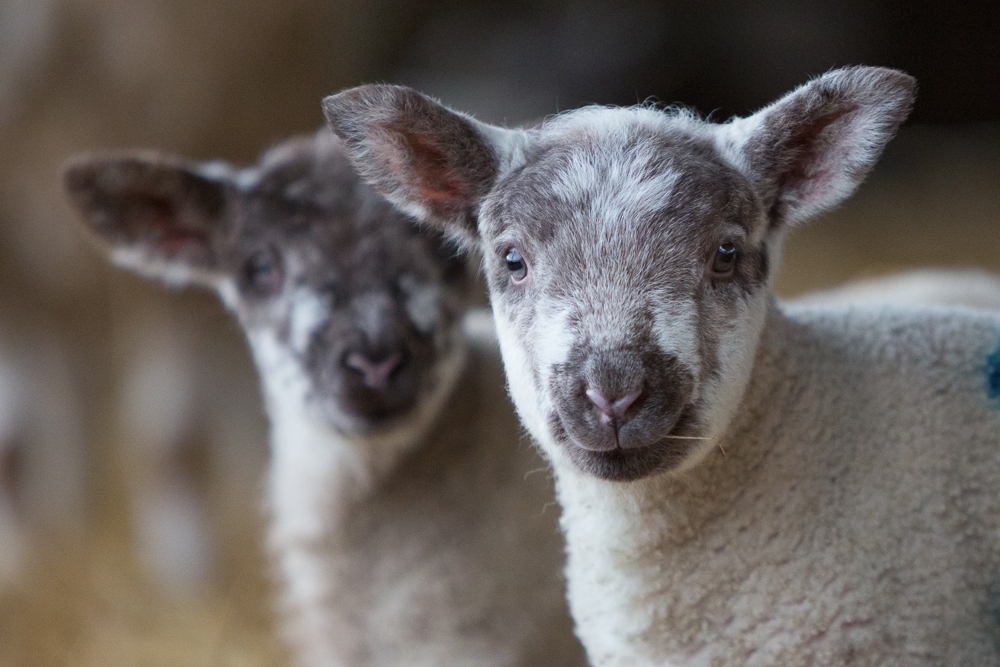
[323,67,1000,665]
[63,130,585,667]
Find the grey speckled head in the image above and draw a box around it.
[63,129,472,436]
[323,66,916,480]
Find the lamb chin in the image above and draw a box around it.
[562,439,691,481]
[561,407,702,481]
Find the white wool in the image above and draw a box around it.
[287,288,331,356]
[324,69,976,665]
[556,303,1000,666]
[67,127,586,664]
[253,318,585,667]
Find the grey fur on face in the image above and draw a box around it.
[479,124,771,478]
[64,130,471,437]
[323,67,916,481]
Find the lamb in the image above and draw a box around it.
[63,130,586,667]
[323,67,1000,665]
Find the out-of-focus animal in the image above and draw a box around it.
[64,130,586,667]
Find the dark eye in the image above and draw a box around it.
[709,243,738,279]
[243,247,283,295]
[504,247,529,283]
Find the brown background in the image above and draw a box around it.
[0,1,997,664]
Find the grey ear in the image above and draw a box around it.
[724,66,916,226]
[322,84,523,249]
[63,152,232,288]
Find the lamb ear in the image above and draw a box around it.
[322,84,521,249]
[724,66,916,226]
[63,152,232,289]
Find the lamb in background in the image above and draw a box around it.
[64,130,585,667]
[324,67,1000,664]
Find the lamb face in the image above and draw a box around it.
[476,117,772,480]
[64,131,469,441]
[324,66,915,481]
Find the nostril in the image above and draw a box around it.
[586,387,643,425]
[613,388,642,416]
[586,388,613,422]
[345,351,405,391]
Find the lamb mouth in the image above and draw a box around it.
[321,391,422,436]
[562,409,700,482]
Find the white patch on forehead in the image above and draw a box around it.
[288,287,330,355]
[398,275,440,335]
[553,147,680,215]
[542,127,686,241]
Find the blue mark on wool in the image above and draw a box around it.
[987,580,1000,650]
[987,339,1000,405]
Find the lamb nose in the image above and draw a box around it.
[586,387,643,425]
[345,351,404,391]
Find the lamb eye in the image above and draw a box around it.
[709,243,738,278]
[504,247,528,282]
[243,247,283,295]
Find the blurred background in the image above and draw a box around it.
[0,1,998,665]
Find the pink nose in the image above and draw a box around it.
[345,352,404,391]
[586,387,642,425]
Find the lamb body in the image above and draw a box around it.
[796,267,1000,309]
[65,131,584,667]
[557,303,1000,665]
[323,67,1000,664]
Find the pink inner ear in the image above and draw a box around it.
[152,211,209,255]
[401,130,468,213]
[130,192,209,256]
[781,103,858,203]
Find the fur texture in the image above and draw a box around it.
[64,131,585,667]
[325,68,1000,664]
[795,267,1000,310]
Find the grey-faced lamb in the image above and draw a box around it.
[323,67,1000,665]
[63,130,585,667]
